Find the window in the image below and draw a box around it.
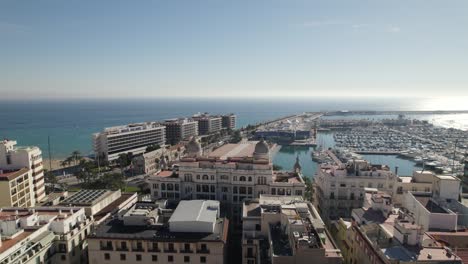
[203,175,209,180]
[184,256,190,262]
[425,187,430,192]
[184,243,190,252]
[210,175,214,180]
[197,175,200,179]
[121,241,127,250]
[168,256,174,262]
[200,256,207,263]
[233,186,238,193]
[161,183,166,190]
[120,254,126,261]
[248,187,252,195]
[168,243,174,251]
[152,255,158,262]
[295,190,302,196]
[136,254,142,261]
[175,184,179,191]
[271,188,276,195]
[340,183,346,187]
[233,176,237,181]
[201,244,207,251]
[197,185,201,192]
[240,176,246,181]
[104,253,110,260]
[377,183,384,189]
[210,185,215,192]
[167,183,174,191]
[330,192,335,199]
[248,176,252,182]
[367,183,373,188]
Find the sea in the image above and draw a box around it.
[1,97,467,178]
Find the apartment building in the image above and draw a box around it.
[221,114,236,130]
[164,118,198,145]
[0,207,93,264]
[148,138,306,222]
[0,168,33,207]
[93,122,166,162]
[192,114,222,135]
[132,144,184,175]
[242,195,342,264]
[87,200,228,264]
[0,140,45,203]
[314,151,396,222]
[345,192,463,264]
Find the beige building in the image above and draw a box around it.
[132,144,184,175]
[0,207,93,264]
[148,138,306,222]
[0,140,45,203]
[314,151,396,222]
[87,200,228,264]
[0,168,33,207]
[242,195,342,264]
[193,114,223,135]
[164,118,199,145]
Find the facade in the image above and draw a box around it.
[164,118,199,145]
[241,195,342,264]
[148,138,306,222]
[347,192,463,264]
[87,200,228,264]
[132,144,184,175]
[193,114,222,135]
[93,122,166,162]
[0,140,45,203]
[393,170,434,206]
[221,114,236,130]
[0,168,33,207]
[0,207,93,264]
[314,151,396,222]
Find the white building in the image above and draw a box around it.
[0,207,93,264]
[87,200,228,264]
[314,151,396,222]
[242,195,342,264]
[0,140,45,203]
[93,122,166,162]
[148,138,306,222]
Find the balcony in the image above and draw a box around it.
[180,249,194,254]
[132,247,144,252]
[100,245,113,251]
[197,249,210,254]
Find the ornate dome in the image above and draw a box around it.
[185,136,202,157]
[253,138,270,160]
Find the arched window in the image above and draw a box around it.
[240,176,246,182]
[161,183,166,190]
[167,184,174,191]
[248,176,252,182]
[233,176,238,181]
[202,175,209,180]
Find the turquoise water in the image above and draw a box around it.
[273,132,420,178]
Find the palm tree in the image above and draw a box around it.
[71,150,82,166]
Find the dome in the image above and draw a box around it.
[253,138,270,160]
[186,136,202,157]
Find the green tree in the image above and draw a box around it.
[303,177,314,202]
[71,150,82,166]
[146,144,161,152]
[273,164,283,171]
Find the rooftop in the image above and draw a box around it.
[0,168,29,181]
[61,189,113,206]
[169,200,219,224]
[413,194,450,214]
[208,142,258,160]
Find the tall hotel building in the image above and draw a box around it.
[93,122,166,162]
[221,114,236,130]
[192,114,223,135]
[164,118,198,145]
[0,140,45,204]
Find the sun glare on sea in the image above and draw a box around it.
[414,97,468,111]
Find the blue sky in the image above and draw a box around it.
[1,0,467,99]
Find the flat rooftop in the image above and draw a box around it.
[169,200,219,224]
[209,142,258,160]
[91,218,228,242]
[0,168,29,181]
[61,189,113,206]
[413,195,449,214]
